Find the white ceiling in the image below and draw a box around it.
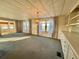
[0,0,78,19]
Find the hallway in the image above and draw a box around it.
[0,36,63,59]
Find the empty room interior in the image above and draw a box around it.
[0,0,79,59]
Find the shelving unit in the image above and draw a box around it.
[66,5,79,32]
[59,32,79,59]
[71,14,79,20]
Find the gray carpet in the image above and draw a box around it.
[0,36,63,59]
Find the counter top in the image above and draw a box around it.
[63,31,79,58]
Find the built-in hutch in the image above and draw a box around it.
[66,5,79,32]
[58,4,79,59]
[59,31,79,59]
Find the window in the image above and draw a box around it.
[23,20,29,33]
[39,21,46,32]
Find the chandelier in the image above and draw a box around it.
[35,11,40,24]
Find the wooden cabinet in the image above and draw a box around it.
[66,5,79,25]
[60,32,69,59]
[67,46,74,59]
[73,53,78,59]
[59,32,79,59]
[69,7,79,25]
[66,5,79,32]
[67,46,78,59]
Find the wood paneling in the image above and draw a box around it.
[16,20,23,33]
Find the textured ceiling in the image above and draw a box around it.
[0,0,78,19]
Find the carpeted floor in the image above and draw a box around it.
[0,36,63,59]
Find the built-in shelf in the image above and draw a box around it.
[65,4,79,32]
[66,24,69,26]
[66,5,79,26]
[71,14,79,20]
[69,23,79,25]
[66,23,79,26]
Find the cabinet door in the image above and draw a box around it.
[72,52,78,59]
[63,39,69,59]
[67,47,73,59]
[67,47,78,59]
[58,32,63,39]
[60,33,69,59]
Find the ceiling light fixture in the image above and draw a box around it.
[35,11,40,24]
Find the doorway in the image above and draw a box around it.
[39,19,55,37]
[31,18,55,37]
